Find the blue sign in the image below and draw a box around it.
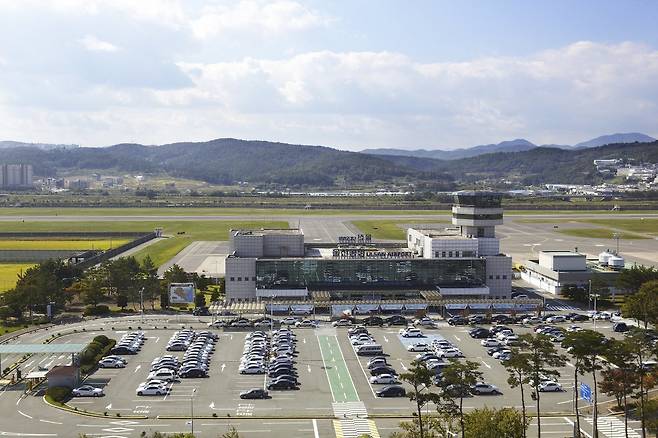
[580,383,592,403]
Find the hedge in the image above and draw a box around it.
[79,336,116,375]
[45,386,71,404]
[83,305,110,316]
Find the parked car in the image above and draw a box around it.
[295,319,319,328]
[267,380,298,390]
[280,317,298,325]
[447,316,468,326]
[240,388,269,399]
[407,343,430,352]
[400,327,423,338]
[480,338,501,347]
[99,357,126,368]
[376,385,406,397]
[72,385,104,397]
[370,366,398,376]
[538,381,563,392]
[471,383,500,395]
[332,319,353,327]
[369,373,399,384]
[363,316,384,326]
[136,382,169,396]
[613,322,629,333]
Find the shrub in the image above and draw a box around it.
[83,305,110,316]
[45,386,71,403]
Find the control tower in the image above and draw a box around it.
[452,191,504,238]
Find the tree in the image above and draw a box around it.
[624,330,658,437]
[518,333,566,437]
[221,427,241,438]
[563,329,607,437]
[163,264,188,284]
[194,292,206,309]
[439,359,483,437]
[139,256,160,310]
[602,339,640,438]
[622,280,658,329]
[79,268,107,307]
[505,349,532,438]
[463,407,527,438]
[616,265,658,294]
[106,257,141,309]
[399,360,441,438]
[116,294,128,310]
[561,284,588,303]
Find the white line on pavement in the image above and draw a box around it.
[480,360,491,369]
[454,335,461,342]
[17,410,32,419]
[313,419,319,438]
[39,420,62,425]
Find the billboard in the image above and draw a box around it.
[169,283,195,304]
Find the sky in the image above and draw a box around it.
[0,0,657,150]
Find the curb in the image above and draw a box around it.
[43,395,148,419]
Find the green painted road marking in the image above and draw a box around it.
[318,335,360,403]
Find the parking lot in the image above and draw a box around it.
[48,312,639,437]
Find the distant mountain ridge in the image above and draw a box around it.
[361,133,655,160]
[0,141,79,150]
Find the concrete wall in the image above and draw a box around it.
[263,233,304,257]
[485,255,513,298]
[230,233,264,258]
[539,252,586,271]
[225,257,257,300]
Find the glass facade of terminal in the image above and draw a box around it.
[255,258,486,290]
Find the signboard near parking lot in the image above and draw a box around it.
[169,282,195,304]
[580,383,592,403]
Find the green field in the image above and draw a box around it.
[0,239,130,250]
[520,217,658,236]
[0,206,656,217]
[557,228,648,239]
[0,220,288,268]
[0,263,35,292]
[352,219,449,240]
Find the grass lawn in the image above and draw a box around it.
[352,219,449,240]
[0,239,130,250]
[520,217,658,237]
[0,263,35,292]
[557,228,648,239]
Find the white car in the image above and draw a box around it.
[280,317,298,325]
[104,355,128,364]
[492,349,511,359]
[495,330,514,340]
[566,325,583,332]
[407,343,429,352]
[207,321,226,328]
[369,374,399,384]
[471,383,500,395]
[295,320,319,328]
[239,365,266,374]
[522,317,542,325]
[147,369,177,382]
[439,349,463,358]
[481,338,501,347]
[332,319,353,327]
[400,328,423,338]
[546,315,567,323]
[414,317,435,327]
[136,382,169,396]
[538,381,562,392]
[72,385,104,397]
[504,335,520,345]
[99,358,126,368]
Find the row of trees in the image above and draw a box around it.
[0,257,221,319]
[397,325,658,438]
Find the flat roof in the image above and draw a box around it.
[232,228,302,236]
[540,251,585,257]
[0,344,87,354]
[413,229,469,239]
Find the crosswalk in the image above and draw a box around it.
[545,302,581,311]
[332,401,368,418]
[584,416,641,438]
[333,418,380,438]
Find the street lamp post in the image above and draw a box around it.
[190,387,197,435]
[139,287,145,324]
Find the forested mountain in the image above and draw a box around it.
[0,138,450,187]
[1,137,656,187]
[572,133,655,149]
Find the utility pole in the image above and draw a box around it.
[139,287,144,323]
[190,387,197,435]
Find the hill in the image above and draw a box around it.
[572,133,656,149]
[0,141,79,150]
[377,141,658,185]
[361,132,655,160]
[0,138,452,188]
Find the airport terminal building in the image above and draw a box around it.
[225,192,512,302]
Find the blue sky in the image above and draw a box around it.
[0,0,657,150]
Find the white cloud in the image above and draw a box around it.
[191,0,329,39]
[79,35,119,52]
[1,38,658,148]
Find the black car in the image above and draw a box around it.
[363,316,384,326]
[370,366,397,376]
[571,314,589,322]
[240,388,269,399]
[613,322,629,333]
[447,316,468,326]
[269,369,298,378]
[385,316,408,326]
[490,325,512,334]
[179,368,208,378]
[469,328,490,339]
[491,315,514,324]
[193,307,211,316]
[269,375,299,385]
[376,385,406,397]
[267,380,298,390]
[111,346,137,355]
[486,346,506,356]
